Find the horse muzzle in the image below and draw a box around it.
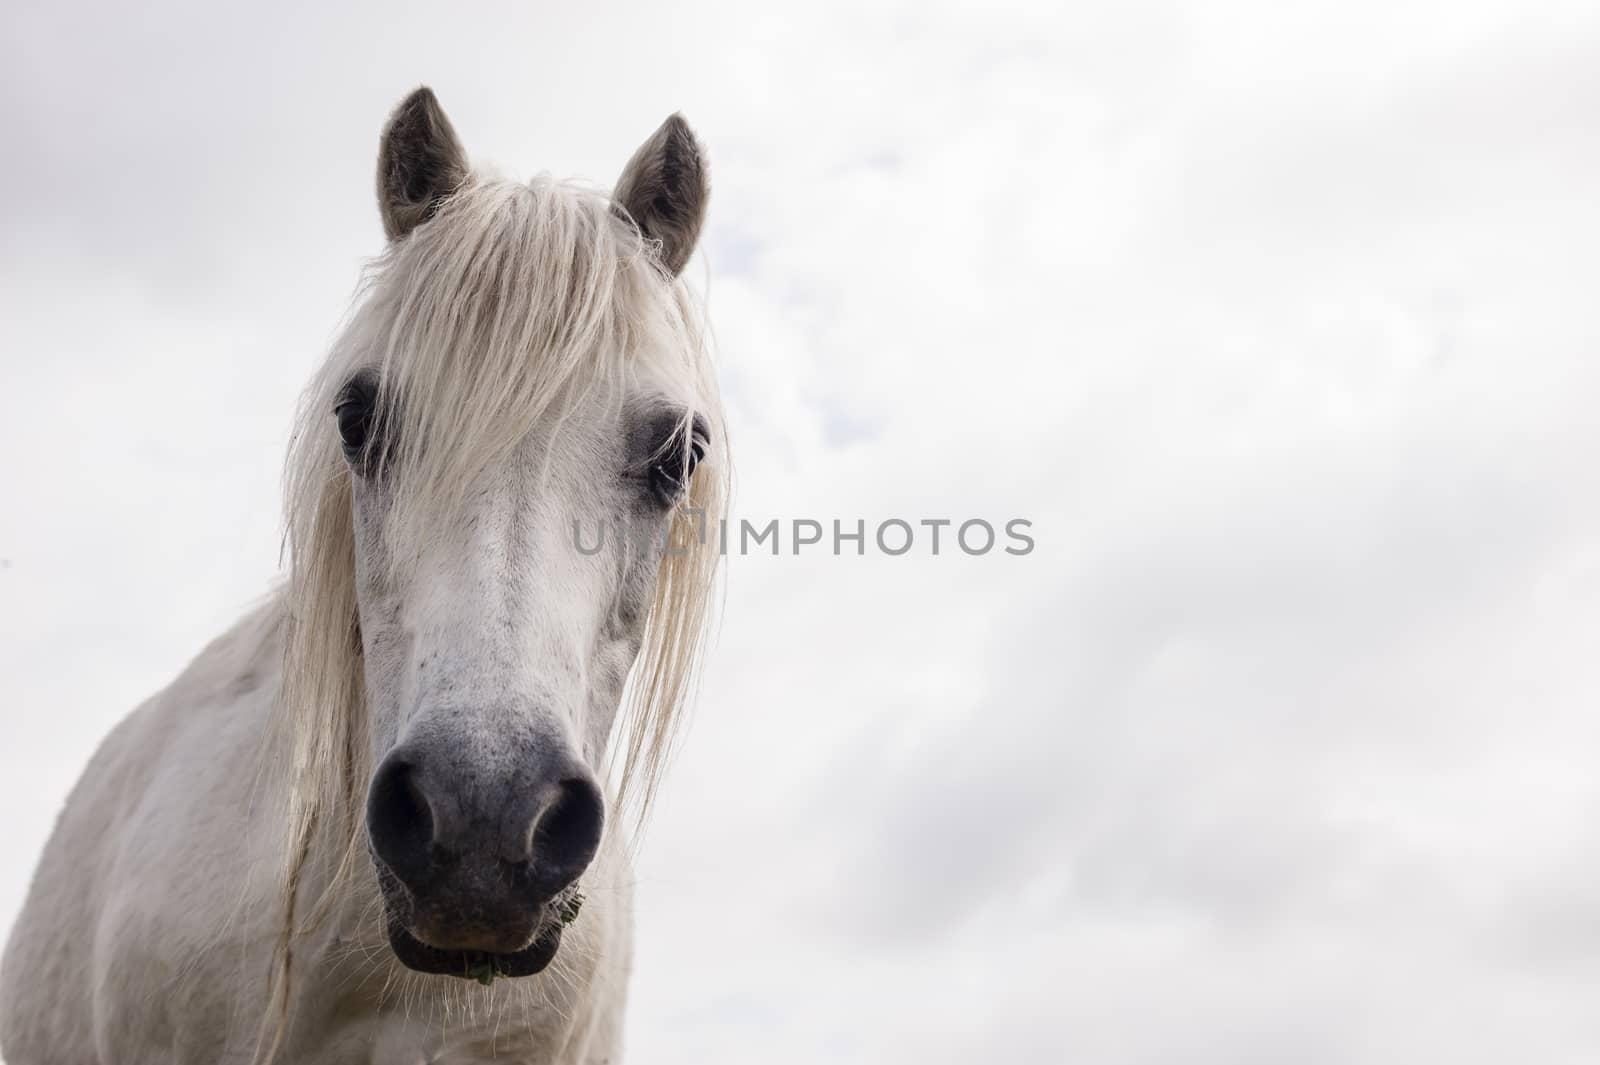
[364,736,604,977]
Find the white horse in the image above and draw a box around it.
[0,87,726,1064]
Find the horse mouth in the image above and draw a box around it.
[384,912,565,981]
[371,859,587,981]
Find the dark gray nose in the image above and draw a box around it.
[366,742,604,952]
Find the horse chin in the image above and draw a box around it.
[384,910,564,979]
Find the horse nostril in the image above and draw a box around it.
[369,746,602,903]
[528,776,604,891]
[367,756,436,884]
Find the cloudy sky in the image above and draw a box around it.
[3,0,1600,1061]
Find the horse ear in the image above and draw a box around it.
[377,87,469,241]
[613,114,709,277]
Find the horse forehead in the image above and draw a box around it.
[509,413,626,497]
[448,426,625,545]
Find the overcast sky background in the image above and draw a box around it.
[3,0,1599,1061]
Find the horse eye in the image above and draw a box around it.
[333,378,379,463]
[335,397,373,452]
[649,431,707,506]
